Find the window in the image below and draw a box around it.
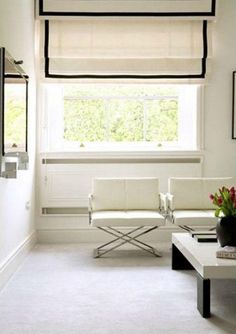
[41,84,201,152]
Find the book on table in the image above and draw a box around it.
[189,230,217,242]
[216,246,236,259]
[189,231,216,237]
[193,234,217,242]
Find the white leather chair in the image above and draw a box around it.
[89,177,165,258]
[167,177,234,231]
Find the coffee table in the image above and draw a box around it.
[172,233,236,318]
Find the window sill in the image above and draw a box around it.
[39,149,203,162]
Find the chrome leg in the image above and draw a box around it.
[97,226,143,250]
[109,226,157,250]
[93,226,162,258]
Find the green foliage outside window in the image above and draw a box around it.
[64,99,105,142]
[146,100,178,142]
[63,85,178,144]
[5,85,26,148]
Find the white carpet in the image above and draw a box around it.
[0,243,236,334]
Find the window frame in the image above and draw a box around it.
[39,83,203,154]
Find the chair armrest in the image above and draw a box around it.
[88,194,93,213]
[88,194,93,225]
[166,193,175,211]
[159,193,167,213]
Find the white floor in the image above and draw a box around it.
[0,243,236,334]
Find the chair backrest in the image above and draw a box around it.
[92,177,160,211]
[169,177,234,210]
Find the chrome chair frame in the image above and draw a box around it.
[93,225,162,258]
[89,194,163,258]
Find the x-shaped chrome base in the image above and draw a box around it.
[93,226,162,258]
[179,225,216,232]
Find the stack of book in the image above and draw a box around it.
[189,231,217,242]
[216,246,236,259]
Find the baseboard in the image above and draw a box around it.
[37,226,180,244]
[0,231,37,292]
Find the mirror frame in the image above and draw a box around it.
[1,47,29,157]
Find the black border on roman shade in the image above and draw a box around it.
[44,20,209,80]
[39,0,216,17]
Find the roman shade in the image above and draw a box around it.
[42,18,212,79]
[38,0,216,17]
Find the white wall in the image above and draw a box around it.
[203,0,236,176]
[0,1,36,271]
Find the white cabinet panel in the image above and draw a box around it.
[39,157,203,210]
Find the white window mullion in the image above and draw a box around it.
[105,99,110,142]
[143,100,147,141]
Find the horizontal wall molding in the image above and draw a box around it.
[42,157,202,165]
[42,207,88,215]
[0,232,37,292]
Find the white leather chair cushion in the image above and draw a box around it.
[125,178,159,210]
[92,178,159,211]
[169,177,234,210]
[172,210,217,226]
[92,178,126,211]
[169,178,202,210]
[91,210,165,227]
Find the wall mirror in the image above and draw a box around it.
[0,47,28,157]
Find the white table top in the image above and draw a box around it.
[172,233,236,279]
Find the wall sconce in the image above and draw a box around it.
[1,162,17,178]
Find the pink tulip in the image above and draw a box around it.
[218,197,223,205]
[209,194,214,201]
[230,186,236,194]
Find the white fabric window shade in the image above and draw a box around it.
[43,19,211,79]
[39,0,216,17]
